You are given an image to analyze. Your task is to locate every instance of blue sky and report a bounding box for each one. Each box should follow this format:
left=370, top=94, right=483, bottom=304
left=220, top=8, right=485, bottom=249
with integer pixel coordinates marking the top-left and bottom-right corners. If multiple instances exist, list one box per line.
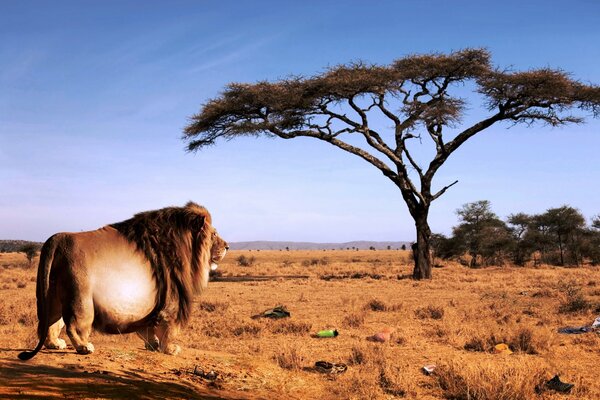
left=1, top=1, right=599, bottom=242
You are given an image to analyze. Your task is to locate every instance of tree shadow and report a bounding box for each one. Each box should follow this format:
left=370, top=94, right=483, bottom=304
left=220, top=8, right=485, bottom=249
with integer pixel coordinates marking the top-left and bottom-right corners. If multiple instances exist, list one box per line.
left=0, top=358, right=242, bottom=399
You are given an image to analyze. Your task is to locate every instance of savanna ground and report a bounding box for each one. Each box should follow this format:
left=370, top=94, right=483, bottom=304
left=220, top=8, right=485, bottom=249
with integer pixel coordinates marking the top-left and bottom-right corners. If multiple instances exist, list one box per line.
left=1, top=250, right=599, bottom=399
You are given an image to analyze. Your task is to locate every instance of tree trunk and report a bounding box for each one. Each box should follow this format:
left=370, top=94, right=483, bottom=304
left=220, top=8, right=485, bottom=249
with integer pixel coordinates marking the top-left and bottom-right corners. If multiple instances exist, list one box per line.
left=412, top=214, right=433, bottom=280
left=558, top=234, right=564, bottom=266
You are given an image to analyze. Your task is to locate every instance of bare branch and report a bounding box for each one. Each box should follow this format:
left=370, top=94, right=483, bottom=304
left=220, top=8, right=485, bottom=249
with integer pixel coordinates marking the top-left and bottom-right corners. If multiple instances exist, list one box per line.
left=432, top=180, right=459, bottom=201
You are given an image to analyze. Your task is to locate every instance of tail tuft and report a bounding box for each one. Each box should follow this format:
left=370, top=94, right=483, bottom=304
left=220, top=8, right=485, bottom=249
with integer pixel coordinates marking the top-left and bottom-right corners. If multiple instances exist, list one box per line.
left=18, top=351, right=36, bottom=361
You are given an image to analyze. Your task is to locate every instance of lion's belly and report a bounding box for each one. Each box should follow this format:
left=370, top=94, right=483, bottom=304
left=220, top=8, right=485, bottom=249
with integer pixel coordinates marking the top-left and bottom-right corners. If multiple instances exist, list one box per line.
left=91, top=259, right=157, bottom=330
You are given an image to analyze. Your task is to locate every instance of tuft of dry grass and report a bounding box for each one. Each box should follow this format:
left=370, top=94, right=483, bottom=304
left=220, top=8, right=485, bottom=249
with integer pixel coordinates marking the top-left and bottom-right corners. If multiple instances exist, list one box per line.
left=271, top=321, right=312, bottom=335
left=273, top=344, right=305, bottom=370
left=463, top=326, right=550, bottom=355
left=199, top=300, right=230, bottom=313
left=232, top=323, right=262, bottom=337
left=435, top=358, right=548, bottom=400
left=364, top=299, right=388, bottom=312
left=342, top=311, right=366, bottom=328
left=347, top=345, right=367, bottom=365
left=17, top=312, right=36, bottom=326
left=415, top=305, right=445, bottom=320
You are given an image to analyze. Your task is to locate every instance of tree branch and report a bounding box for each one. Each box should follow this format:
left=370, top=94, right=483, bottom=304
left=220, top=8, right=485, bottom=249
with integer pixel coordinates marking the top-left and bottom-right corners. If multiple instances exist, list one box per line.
left=432, top=179, right=459, bottom=200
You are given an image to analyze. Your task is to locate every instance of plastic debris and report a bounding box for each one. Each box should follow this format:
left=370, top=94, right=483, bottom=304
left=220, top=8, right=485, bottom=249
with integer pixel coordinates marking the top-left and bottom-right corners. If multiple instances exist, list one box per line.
left=193, top=366, right=218, bottom=381
left=422, top=364, right=436, bottom=375
left=251, top=305, right=290, bottom=319
left=316, top=329, right=339, bottom=338
left=314, top=361, right=347, bottom=374
left=558, top=326, right=593, bottom=334
left=592, top=316, right=600, bottom=328
left=493, top=343, right=513, bottom=355
left=368, top=327, right=395, bottom=342
left=546, top=375, right=574, bottom=393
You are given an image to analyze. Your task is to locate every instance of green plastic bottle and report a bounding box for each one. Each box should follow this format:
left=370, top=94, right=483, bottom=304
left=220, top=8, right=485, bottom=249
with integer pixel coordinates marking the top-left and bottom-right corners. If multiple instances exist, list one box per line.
left=316, top=329, right=339, bottom=338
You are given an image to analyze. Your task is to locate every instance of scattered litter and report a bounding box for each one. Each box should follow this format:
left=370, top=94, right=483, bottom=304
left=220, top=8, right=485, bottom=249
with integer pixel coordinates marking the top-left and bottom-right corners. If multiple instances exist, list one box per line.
left=546, top=374, right=574, bottom=393
left=558, top=316, right=600, bottom=334
left=251, top=305, right=290, bottom=319
left=314, top=361, right=347, bottom=374
left=422, top=364, right=436, bottom=375
left=493, top=343, right=513, bottom=355
left=368, top=327, right=395, bottom=342
left=519, top=291, right=529, bottom=296
left=316, top=329, right=339, bottom=338
left=558, top=326, right=594, bottom=334
left=193, top=366, right=218, bottom=381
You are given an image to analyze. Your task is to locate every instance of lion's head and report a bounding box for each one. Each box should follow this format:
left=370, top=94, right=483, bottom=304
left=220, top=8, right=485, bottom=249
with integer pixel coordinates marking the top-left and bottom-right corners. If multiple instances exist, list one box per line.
left=209, top=229, right=228, bottom=271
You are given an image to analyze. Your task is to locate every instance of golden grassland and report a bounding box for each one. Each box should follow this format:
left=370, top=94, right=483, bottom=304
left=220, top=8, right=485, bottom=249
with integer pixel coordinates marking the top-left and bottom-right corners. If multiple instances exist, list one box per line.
left=1, top=250, right=599, bottom=399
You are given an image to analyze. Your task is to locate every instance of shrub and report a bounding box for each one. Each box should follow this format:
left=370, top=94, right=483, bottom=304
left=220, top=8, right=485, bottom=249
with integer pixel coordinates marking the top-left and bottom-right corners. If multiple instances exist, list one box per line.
left=559, top=282, right=590, bottom=313
left=236, top=255, right=255, bottom=267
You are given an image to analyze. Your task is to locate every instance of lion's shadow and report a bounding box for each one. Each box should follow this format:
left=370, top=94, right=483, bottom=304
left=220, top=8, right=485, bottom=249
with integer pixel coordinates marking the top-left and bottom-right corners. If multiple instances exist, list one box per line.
left=0, top=357, right=238, bottom=399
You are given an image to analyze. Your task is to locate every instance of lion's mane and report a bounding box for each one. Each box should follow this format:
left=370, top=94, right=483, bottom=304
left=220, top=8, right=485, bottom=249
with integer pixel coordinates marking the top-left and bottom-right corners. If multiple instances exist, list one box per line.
left=110, top=201, right=213, bottom=325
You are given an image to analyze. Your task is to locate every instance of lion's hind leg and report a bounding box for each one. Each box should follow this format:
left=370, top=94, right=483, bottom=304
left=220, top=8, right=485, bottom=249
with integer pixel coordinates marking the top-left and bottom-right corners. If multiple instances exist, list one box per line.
left=42, top=293, right=67, bottom=350
left=63, top=291, right=95, bottom=355
left=44, top=318, right=67, bottom=350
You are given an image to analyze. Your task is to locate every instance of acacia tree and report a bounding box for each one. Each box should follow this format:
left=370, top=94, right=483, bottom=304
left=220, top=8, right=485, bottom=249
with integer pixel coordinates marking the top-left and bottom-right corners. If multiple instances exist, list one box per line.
left=183, top=49, right=599, bottom=279
left=452, top=201, right=510, bottom=267
left=19, top=243, right=39, bottom=267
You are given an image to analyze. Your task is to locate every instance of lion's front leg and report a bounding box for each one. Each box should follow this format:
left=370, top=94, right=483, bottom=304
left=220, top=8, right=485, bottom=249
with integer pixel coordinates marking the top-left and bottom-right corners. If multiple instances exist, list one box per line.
left=137, top=327, right=160, bottom=351
left=155, top=319, right=181, bottom=356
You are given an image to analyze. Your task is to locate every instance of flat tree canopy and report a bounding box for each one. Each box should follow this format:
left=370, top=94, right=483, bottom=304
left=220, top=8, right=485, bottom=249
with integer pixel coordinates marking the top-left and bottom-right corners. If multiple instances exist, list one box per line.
left=183, top=48, right=600, bottom=279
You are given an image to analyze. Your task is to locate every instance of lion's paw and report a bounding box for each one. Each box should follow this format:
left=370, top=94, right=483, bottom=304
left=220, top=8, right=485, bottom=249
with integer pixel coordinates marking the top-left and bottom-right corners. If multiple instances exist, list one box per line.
left=76, top=342, right=95, bottom=355
left=45, top=338, right=67, bottom=350
left=145, top=340, right=160, bottom=351
left=164, top=344, right=181, bottom=356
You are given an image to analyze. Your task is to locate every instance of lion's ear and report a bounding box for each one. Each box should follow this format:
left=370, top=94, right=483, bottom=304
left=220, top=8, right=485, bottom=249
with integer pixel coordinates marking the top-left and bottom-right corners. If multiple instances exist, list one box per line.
left=185, top=202, right=213, bottom=226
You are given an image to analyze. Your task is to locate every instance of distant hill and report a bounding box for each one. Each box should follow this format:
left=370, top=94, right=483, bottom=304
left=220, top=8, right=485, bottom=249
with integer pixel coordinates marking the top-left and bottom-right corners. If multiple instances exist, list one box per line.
left=229, top=241, right=411, bottom=250
left=0, top=240, right=43, bottom=253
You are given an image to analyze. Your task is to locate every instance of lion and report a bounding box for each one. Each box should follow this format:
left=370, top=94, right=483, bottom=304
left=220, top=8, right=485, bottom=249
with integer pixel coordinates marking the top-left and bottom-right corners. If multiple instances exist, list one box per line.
left=18, top=202, right=228, bottom=360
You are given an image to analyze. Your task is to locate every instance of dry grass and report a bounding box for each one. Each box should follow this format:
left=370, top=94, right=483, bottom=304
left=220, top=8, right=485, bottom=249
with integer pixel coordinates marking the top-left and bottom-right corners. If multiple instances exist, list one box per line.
left=415, top=304, right=445, bottom=320
left=2, top=250, right=600, bottom=399
left=273, top=343, right=306, bottom=370
left=435, top=358, right=548, bottom=400
left=343, top=311, right=366, bottom=328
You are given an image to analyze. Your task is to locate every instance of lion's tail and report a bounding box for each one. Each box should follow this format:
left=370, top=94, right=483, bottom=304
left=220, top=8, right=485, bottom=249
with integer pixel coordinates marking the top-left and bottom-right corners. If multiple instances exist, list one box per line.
left=18, top=235, right=60, bottom=361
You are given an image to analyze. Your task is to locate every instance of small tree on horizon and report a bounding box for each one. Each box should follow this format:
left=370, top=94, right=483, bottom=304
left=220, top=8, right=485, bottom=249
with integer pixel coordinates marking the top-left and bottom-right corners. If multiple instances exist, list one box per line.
left=452, top=200, right=512, bottom=267
left=19, top=244, right=39, bottom=268
left=183, top=48, right=600, bottom=279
